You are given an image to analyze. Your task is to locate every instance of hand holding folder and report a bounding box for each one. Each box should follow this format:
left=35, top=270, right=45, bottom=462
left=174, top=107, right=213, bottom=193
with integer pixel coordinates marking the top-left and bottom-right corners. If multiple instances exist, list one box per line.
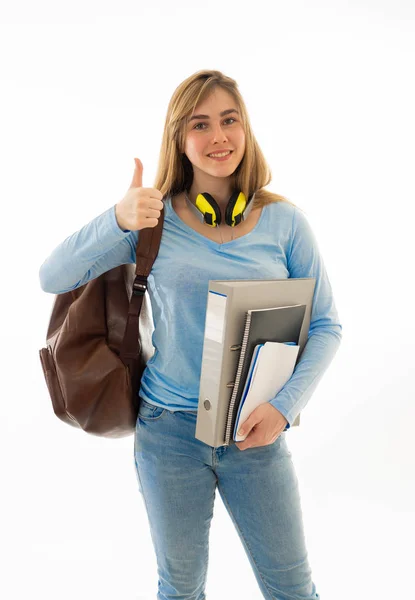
left=233, top=341, right=300, bottom=442
left=195, top=278, right=316, bottom=448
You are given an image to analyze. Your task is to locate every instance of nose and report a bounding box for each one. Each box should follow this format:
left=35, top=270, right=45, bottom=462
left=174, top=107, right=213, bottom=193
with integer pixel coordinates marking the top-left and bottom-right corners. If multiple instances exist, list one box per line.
left=211, top=124, right=229, bottom=143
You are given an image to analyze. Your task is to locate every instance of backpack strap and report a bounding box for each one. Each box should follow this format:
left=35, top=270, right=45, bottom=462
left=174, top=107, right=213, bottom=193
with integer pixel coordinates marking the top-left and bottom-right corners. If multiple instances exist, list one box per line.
left=119, top=206, right=165, bottom=364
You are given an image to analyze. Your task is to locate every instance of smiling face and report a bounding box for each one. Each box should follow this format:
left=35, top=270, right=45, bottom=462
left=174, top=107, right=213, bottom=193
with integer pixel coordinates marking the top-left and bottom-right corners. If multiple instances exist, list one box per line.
left=183, top=87, right=246, bottom=202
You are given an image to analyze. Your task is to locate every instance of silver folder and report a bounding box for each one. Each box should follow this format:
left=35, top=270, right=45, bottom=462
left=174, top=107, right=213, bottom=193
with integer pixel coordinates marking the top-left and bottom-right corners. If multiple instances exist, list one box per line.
left=195, top=278, right=316, bottom=448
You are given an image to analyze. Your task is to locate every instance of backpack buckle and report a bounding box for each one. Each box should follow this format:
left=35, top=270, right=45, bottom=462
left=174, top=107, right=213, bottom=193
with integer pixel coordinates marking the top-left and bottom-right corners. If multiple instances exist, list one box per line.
left=133, top=276, right=147, bottom=296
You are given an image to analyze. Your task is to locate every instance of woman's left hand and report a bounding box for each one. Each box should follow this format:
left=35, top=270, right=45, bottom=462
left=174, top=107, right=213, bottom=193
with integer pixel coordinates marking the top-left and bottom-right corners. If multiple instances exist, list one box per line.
left=235, top=403, right=288, bottom=451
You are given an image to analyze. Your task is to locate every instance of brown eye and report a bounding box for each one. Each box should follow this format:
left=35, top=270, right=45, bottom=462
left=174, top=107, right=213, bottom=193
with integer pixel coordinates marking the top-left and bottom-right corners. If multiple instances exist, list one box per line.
left=194, top=118, right=236, bottom=130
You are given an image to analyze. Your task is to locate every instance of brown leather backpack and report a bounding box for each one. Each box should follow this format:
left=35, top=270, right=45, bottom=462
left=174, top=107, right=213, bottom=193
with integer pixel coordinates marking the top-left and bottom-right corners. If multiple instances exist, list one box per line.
left=39, top=210, right=164, bottom=438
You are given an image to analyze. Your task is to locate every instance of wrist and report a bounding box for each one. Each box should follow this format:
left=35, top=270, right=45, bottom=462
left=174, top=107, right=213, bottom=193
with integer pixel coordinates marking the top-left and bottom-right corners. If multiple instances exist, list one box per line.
left=115, top=204, right=127, bottom=231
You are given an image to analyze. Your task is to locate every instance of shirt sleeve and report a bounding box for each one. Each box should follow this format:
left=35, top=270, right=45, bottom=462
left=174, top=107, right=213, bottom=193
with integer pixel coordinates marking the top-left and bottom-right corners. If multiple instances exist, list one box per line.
left=269, top=206, right=343, bottom=429
left=39, top=204, right=138, bottom=294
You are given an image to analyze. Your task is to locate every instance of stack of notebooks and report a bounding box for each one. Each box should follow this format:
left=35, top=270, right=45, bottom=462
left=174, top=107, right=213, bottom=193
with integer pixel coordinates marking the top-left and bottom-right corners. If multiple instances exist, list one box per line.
left=195, top=278, right=316, bottom=448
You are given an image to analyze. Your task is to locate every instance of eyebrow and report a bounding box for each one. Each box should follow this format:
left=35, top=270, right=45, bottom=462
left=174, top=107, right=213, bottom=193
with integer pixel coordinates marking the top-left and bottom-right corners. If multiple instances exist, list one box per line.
left=187, top=108, right=239, bottom=123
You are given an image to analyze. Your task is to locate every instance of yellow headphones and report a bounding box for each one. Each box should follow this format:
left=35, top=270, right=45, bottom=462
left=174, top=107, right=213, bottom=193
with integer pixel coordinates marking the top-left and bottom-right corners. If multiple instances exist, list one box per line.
left=184, top=190, right=255, bottom=228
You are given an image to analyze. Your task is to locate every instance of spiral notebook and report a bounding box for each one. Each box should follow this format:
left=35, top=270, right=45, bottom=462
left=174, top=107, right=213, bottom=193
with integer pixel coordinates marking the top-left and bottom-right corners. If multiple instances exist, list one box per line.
left=194, top=278, right=316, bottom=448
left=225, top=304, right=306, bottom=444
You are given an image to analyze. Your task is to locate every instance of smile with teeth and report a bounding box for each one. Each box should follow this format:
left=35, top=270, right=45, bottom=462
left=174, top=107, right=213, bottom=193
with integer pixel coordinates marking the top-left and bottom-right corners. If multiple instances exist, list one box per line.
left=208, top=151, right=232, bottom=157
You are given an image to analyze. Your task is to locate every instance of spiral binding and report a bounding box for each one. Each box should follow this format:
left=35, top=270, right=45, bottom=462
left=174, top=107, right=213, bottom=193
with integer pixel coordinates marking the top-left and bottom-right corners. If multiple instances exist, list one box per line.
left=224, top=313, right=252, bottom=445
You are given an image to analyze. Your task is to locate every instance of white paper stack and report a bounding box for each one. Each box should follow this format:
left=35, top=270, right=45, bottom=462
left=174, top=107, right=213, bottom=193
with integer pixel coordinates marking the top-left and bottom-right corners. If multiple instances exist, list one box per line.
left=233, top=341, right=300, bottom=442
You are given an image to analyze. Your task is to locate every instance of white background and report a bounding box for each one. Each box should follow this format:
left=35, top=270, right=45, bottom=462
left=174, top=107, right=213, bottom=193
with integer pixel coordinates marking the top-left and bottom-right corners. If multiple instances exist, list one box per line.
left=1, top=1, right=414, bottom=599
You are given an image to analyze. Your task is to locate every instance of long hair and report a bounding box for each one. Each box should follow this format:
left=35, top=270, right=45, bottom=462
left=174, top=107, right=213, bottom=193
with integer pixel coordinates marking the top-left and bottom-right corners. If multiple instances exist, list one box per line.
left=152, top=69, right=297, bottom=210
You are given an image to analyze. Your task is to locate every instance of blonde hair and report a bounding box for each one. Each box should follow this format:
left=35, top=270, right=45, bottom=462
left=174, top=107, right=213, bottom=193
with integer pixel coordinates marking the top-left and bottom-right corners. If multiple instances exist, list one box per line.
left=153, top=69, right=297, bottom=210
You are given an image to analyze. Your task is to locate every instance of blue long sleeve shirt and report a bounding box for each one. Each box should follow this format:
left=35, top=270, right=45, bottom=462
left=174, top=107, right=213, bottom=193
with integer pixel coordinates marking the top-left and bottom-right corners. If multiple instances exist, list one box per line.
left=39, top=194, right=342, bottom=427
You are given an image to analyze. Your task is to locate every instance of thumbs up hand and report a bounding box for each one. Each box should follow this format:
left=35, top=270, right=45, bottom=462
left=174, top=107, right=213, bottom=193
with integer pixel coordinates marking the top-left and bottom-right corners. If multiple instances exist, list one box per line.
left=115, top=158, right=164, bottom=231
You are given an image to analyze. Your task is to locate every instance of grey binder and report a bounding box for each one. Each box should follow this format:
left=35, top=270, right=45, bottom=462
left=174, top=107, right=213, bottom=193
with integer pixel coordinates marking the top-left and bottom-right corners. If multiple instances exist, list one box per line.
left=195, top=278, right=316, bottom=448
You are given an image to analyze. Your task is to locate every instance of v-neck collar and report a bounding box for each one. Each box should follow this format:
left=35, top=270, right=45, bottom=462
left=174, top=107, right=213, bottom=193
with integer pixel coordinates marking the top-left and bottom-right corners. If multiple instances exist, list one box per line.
left=166, top=194, right=266, bottom=249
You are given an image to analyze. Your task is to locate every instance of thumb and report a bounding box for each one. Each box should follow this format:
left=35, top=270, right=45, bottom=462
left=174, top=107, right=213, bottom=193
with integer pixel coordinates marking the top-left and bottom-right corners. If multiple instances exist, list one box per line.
left=237, top=415, right=256, bottom=437
left=130, top=157, right=143, bottom=189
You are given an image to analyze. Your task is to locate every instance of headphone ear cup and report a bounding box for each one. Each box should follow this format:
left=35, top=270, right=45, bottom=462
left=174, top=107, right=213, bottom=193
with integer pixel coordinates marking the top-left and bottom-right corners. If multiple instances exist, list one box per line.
left=198, top=192, right=222, bottom=226
left=225, top=190, right=247, bottom=226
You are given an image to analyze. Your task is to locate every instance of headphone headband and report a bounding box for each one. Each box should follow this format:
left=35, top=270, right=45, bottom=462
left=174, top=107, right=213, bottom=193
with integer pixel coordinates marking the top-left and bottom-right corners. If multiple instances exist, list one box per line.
left=183, top=190, right=255, bottom=228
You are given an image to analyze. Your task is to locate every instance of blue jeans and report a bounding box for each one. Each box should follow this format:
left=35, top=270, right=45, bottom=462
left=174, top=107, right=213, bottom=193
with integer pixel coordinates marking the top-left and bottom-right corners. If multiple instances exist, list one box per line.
left=134, top=397, right=320, bottom=600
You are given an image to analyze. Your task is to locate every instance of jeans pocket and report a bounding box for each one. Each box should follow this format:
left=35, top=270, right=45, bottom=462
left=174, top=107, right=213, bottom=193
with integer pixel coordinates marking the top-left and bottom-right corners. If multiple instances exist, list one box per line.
left=138, top=397, right=167, bottom=421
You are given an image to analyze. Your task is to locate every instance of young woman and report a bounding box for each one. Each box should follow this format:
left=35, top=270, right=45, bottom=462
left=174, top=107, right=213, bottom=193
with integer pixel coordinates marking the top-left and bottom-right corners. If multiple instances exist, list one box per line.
left=39, top=69, right=342, bottom=600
